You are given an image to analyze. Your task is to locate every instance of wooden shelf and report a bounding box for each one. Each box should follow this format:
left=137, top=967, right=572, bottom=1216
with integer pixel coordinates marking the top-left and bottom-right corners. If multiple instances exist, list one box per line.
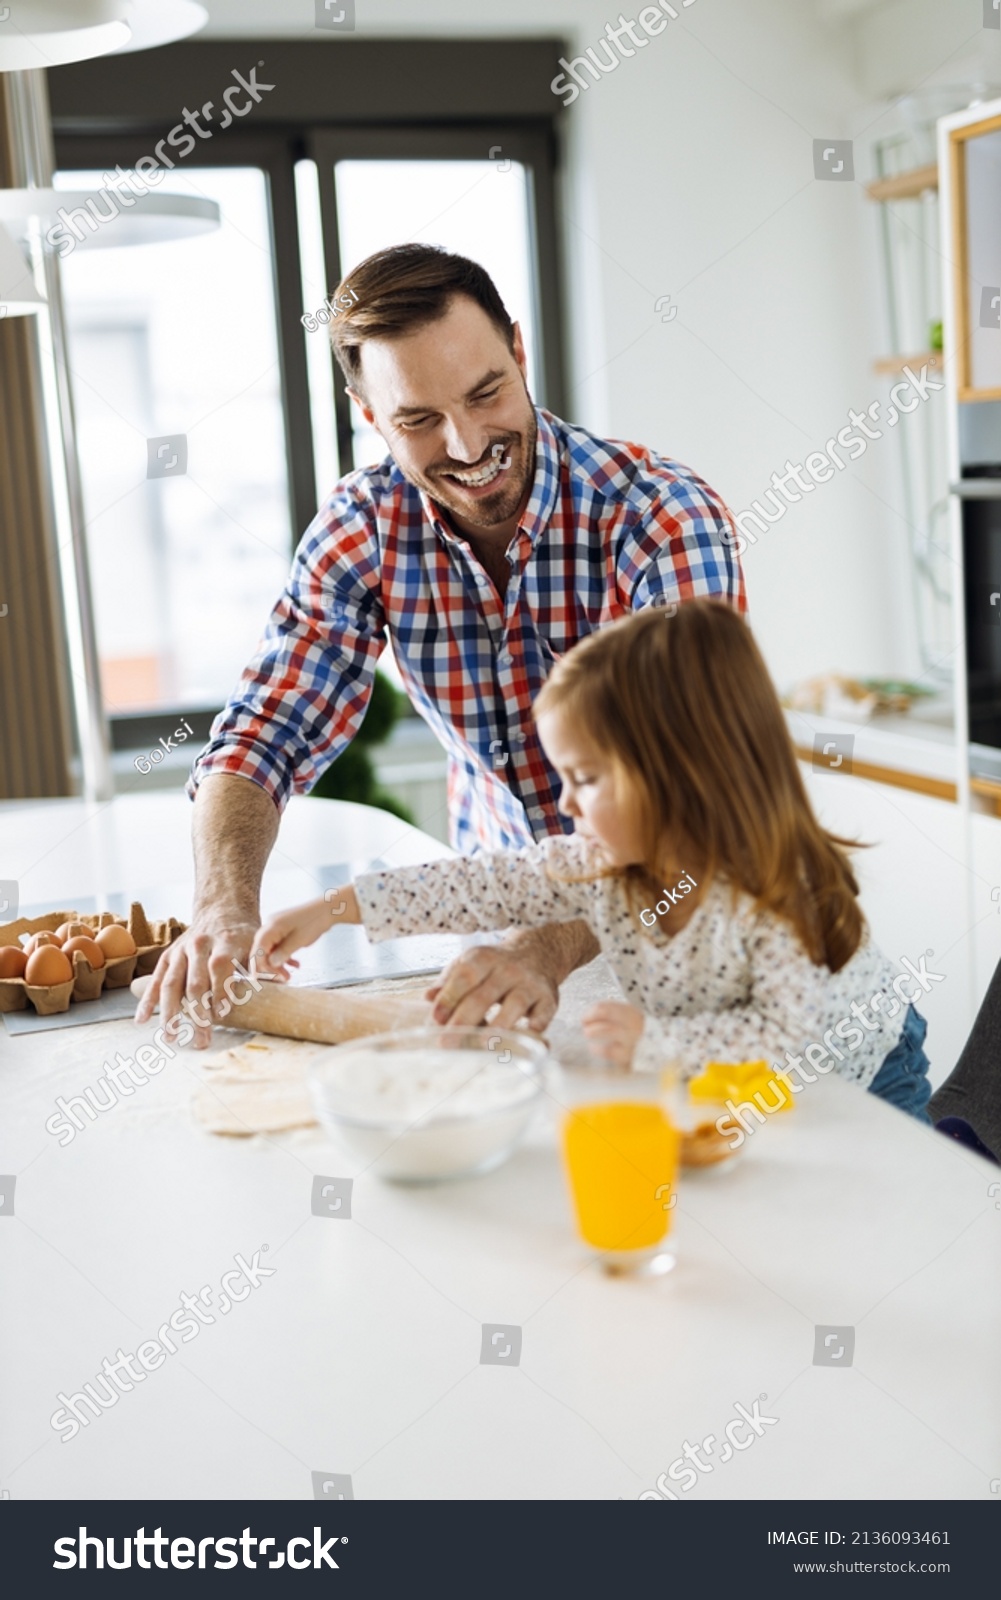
left=793, top=746, right=1001, bottom=819
left=872, top=351, right=943, bottom=377
left=972, top=777, right=1001, bottom=818
left=866, top=164, right=939, bottom=202
left=794, top=746, right=956, bottom=804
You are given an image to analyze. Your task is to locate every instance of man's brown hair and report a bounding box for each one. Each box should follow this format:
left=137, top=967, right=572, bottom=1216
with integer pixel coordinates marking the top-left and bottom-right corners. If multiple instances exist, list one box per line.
left=329, top=244, right=516, bottom=396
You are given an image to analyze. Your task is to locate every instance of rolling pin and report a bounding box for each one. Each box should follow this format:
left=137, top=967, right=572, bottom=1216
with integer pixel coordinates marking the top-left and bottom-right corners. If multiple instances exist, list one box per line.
left=131, top=973, right=432, bottom=1046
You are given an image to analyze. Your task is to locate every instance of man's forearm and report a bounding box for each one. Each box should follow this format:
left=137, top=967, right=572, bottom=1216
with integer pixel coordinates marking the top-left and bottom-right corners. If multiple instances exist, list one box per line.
left=503, top=919, right=600, bottom=986
left=191, top=773, right=280, bottom=923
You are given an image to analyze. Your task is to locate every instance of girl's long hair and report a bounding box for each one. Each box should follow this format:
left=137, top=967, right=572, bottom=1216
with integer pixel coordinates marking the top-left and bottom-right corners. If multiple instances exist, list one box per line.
left=534, top=601, right=864, bottom=973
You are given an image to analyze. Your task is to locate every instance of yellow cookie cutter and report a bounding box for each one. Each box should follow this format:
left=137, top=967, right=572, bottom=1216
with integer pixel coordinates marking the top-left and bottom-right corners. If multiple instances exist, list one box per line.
left=689, top=1059, right=795, bottom=1111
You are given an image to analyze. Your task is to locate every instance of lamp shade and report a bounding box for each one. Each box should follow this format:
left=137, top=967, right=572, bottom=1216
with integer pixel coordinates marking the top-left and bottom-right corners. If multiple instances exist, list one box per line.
left=0, top=219, right=44, bottom=316
left=111, top=0, right=207, bottom=54
left=0, top=2, right=132, bottom=72
left=0, top=188, right=220, bottom=249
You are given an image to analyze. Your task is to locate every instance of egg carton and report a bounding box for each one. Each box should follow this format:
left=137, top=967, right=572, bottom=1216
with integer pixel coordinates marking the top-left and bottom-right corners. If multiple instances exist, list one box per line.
left=0, top=902, right=186, bottom=1016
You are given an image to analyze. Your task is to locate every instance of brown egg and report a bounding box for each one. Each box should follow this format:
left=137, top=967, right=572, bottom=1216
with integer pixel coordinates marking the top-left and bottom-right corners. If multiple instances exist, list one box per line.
left=0, top=946, right=27, bottom=979
left=25, top=946, right=73, bottom=986
left=62, top=935, right=105, bottom=970
left=95, top=924, right=136, bottom=958
left=55, top=920, right=92, bottom=944
left=25, top=931, right=62, bottom=954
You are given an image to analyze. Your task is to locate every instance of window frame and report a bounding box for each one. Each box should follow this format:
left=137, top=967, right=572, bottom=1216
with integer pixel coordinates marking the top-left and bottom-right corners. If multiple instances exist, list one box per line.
left=49, top=41, right=569, bottom=743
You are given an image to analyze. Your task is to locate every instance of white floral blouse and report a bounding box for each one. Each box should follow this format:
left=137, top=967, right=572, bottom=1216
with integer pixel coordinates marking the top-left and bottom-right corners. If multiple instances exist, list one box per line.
left=353, top=835, right=909, bottom=1087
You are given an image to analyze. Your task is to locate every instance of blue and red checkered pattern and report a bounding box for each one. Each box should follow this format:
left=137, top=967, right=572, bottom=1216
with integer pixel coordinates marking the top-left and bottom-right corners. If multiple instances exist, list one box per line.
left=188, top=408, right=745, bottom=852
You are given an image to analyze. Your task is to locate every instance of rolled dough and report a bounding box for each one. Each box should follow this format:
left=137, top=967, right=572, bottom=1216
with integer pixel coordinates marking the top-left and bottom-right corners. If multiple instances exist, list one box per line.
left=192, top=973, right=435, bottom=1136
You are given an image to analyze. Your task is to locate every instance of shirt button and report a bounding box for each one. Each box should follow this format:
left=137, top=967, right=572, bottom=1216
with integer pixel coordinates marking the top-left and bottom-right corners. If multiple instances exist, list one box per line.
left=498, top=652, right=512, bottom=668
left=475, top=571, right=489, bottom=585
left=528, top=806, right=544, bottom=821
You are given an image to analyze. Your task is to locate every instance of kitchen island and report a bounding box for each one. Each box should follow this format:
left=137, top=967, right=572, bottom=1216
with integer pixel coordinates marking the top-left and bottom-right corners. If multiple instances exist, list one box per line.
left=1, top=795, right=998, bottom=1500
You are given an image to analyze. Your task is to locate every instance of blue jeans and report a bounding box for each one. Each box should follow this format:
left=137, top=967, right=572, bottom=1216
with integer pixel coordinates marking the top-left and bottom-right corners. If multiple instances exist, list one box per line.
left=867, top=1005, right=933, bottom=1123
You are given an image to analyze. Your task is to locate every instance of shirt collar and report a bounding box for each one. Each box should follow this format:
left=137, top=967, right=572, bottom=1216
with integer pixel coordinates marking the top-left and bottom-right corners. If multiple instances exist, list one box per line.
left=420, top=407, right=560, bottom=551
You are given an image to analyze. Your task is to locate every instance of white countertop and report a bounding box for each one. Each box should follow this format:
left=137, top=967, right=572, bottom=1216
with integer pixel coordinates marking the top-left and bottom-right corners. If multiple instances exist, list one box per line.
left=1, top=796, right=999, bottom=1500
left=785, top=699, right=959, bottom=787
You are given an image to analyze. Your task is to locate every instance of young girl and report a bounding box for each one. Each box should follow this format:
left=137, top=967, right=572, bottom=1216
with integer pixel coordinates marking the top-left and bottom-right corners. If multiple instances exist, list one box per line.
left=252, top=601, right=932, bottom=1120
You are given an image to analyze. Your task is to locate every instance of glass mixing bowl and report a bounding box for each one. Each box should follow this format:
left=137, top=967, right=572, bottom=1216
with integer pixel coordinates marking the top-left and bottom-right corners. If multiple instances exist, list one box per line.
left=308, top=1026, right=548, bottom=1183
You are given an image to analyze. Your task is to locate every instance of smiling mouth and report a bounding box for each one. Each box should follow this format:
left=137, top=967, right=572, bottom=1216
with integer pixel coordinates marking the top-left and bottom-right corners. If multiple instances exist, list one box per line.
left=439, top=448, right=513, bottom=491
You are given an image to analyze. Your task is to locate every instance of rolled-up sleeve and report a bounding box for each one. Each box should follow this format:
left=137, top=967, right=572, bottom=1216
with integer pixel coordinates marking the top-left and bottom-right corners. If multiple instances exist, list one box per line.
left=187, top=484, right=386, bottom=810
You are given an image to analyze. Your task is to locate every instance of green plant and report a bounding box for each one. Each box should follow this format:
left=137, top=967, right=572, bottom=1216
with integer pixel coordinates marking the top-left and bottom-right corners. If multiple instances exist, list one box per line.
left=309, top=670, right=416, bottom=824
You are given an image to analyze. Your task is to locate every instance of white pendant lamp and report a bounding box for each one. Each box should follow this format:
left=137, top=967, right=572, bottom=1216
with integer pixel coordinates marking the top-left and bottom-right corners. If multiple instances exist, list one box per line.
left=111, top=0, right=207, bottom=54
left=0, top=187, right=220, bottom=249
left=0, top=3, right=132, bottom=72
left=0, top=218, right=44, bottom=315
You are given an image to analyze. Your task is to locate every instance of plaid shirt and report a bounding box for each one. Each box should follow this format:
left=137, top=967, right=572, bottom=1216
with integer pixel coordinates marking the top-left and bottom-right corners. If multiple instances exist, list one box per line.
left=189, top=408, right=745, bottom=852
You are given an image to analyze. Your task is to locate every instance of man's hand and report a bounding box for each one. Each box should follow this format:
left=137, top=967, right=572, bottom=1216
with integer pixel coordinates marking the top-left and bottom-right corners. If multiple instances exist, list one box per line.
left=134, top=915, right=260, bottom=1049
left=135, top=773, right=280, bottom=1048
left=426, top=919, right=600, bottom=1031
left=426, top=944, right=559, bottom=1031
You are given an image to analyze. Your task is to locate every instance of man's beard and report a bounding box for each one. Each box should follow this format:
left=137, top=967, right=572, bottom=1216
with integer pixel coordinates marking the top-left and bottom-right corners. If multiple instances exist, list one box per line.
left=416, top=409, right=538, bottom=530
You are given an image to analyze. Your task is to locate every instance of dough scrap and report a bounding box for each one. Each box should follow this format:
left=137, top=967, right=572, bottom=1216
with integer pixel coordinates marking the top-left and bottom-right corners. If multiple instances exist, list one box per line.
left=192, top=973, right=438, bottom=1136
left=192, top=1034, right=328, bottom=1135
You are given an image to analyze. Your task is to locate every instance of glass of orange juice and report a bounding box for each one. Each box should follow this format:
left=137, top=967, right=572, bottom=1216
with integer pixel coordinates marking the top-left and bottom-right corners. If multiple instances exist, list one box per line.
left=558, top=1064, right=681, bottom=1276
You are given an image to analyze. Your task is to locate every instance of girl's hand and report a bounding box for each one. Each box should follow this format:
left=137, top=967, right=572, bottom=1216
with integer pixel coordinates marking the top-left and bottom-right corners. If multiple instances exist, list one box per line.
left=581, top=1001, right=646, bottom=1068
left=251, top=886, right=359, bottom=978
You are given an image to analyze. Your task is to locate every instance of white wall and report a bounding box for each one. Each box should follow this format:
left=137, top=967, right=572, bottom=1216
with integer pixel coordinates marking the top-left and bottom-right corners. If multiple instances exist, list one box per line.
left=552, top=0, right=893, bottom=693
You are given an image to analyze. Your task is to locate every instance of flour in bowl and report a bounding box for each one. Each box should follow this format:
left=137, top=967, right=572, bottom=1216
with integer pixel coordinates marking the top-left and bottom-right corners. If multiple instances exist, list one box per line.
left=319, top=1046, right=538, bottom=1125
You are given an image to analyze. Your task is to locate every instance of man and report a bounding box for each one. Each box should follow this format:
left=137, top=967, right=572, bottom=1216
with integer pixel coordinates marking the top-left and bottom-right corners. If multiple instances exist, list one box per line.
left=138, top=243, right=744, bottom=1047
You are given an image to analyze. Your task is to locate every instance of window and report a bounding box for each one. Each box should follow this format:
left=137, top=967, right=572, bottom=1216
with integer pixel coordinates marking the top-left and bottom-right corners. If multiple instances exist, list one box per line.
left=50, top=40, right=566, bottom=742
left=56, top=165, right=293, bottom=715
